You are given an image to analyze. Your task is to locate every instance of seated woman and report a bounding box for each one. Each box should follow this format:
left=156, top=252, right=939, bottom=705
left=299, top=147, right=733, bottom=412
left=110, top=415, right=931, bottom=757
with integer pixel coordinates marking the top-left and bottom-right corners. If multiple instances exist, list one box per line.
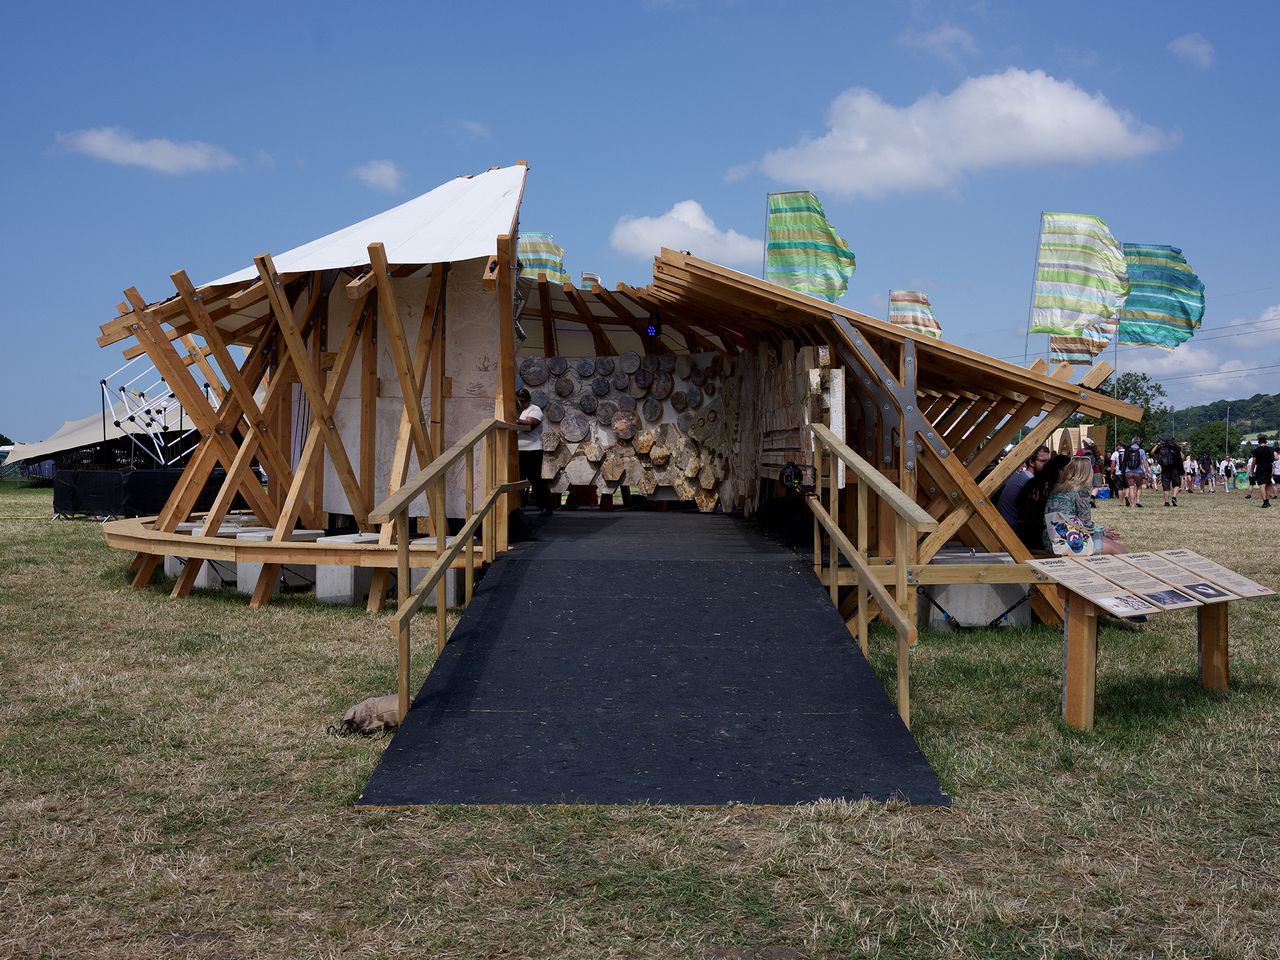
left=1014, top=454, right=1069, bottom=552
left=1044, top=456, right=1126, bottom=555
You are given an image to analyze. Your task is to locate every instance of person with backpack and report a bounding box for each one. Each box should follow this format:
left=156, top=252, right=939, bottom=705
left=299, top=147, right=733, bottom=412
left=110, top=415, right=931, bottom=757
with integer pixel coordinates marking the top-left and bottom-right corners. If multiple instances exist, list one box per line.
left=1252, top=436, right=1276, bottom=508
left=1152, top=437, right=1182, bottom=507
left=1199, top=452, right=1216, bottom=492
left=1122, top=436, right=1148, bottom=507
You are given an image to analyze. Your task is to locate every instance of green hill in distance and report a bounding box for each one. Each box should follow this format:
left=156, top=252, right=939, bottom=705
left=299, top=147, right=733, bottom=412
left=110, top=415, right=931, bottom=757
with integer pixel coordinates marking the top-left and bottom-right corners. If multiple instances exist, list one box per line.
left=1170, top=392, right=1280, bottom=438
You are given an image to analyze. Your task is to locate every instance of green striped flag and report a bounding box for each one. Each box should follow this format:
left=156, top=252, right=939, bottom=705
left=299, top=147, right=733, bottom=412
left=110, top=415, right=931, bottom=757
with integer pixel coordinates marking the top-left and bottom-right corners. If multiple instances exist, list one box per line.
left=888, top=290, right=942, bottom=339
left=1117, top=244, right=1205, bottom=348
left=766, top=191, right=856, bottom=302
left=517, top=232, right=569, bottom=284
left=1029, top=212, right=1129, bottom=339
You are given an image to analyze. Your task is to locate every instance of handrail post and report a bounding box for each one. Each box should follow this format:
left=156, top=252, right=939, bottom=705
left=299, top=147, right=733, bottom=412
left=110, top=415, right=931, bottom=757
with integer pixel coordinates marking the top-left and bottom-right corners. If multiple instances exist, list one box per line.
left=894, top=515, right=912, bottom=726
left=812, top=444, right=823, bottom=579
left=483, top=430, right=496, bottom=563
left=856, top=477, right=869, bottom=656
left=464, top=442, right=475, bottom=604
left=395, top=511, right=411, bottom=720
left=434, top=476, right=447, bottom=655
left=828, top=440, right=839, bottom=604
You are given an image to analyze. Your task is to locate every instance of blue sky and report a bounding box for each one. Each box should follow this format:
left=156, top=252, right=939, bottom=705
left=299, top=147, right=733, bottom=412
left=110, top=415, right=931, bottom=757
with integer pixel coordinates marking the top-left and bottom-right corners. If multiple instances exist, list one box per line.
left=3, top=0, right=1278, bottom=441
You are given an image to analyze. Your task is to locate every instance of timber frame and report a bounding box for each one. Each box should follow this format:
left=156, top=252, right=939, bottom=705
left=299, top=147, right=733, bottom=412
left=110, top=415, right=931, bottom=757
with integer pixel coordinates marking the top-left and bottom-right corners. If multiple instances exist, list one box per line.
left=95, top=170, right=1140, bottom=719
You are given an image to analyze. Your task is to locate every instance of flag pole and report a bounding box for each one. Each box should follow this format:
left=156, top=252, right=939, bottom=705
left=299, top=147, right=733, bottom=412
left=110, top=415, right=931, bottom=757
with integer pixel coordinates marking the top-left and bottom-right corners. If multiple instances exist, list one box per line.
left=762, top=192, right=771, bottom=281
left=1023, top=212, right=1044, bottom=368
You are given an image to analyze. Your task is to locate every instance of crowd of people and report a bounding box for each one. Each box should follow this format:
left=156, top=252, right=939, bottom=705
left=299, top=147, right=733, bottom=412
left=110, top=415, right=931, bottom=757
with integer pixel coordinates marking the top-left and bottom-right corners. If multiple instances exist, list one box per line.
left=994, top=434, right=1278, bottom=559
left=1101, top=435, right=1277, bottom=509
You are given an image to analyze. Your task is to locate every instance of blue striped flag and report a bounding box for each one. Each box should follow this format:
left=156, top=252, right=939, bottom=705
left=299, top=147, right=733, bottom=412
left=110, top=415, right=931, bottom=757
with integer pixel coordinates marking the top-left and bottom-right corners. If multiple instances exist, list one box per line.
left=1117, top=244, right=1205, bottom=348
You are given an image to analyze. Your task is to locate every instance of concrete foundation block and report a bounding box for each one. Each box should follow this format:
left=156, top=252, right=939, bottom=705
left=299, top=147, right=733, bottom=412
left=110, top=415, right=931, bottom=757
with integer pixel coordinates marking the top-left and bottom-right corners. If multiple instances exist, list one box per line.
left=315, top=533, right=381, bottom=604
left=236, top=529, right=324, bottom=596
left=917, top=549, right=1031, bottom=630
left=409, top=536, right=463, bottom=606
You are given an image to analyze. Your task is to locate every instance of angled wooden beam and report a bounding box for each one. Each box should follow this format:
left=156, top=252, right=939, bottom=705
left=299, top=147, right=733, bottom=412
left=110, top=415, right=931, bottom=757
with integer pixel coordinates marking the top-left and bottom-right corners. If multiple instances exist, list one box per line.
left=346, top=269, right=378, bottom=300
left=369, top=243, right=436, bottom=467
left=592, top=285, right=674, bottom=354
left=367, top=264, right=447, bottom=612
left=255, top=253, right=369, bottom=529
left=360, top=304, right=378, bottom=514
left=537, top=276, right=557, bottom=357
left=123, top=287, right=277, bottom=525
left=179, top=334, right=226, bottom=403
left=171, top=270, right=294, bottom=491
left=249, top=292, right=370, bottom=606
left=563, top=283, right=616, bottom=355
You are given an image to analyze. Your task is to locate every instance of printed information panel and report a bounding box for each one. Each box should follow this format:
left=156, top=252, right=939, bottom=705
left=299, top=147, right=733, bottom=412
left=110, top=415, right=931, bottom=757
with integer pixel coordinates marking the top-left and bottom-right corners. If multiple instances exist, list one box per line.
left=1157, top=549, right=1275, bottom=599
left=1076, top=554, right=1203, bottom=611
left=1028, top=557, right=1159, bottom=618
left=1121, top=552, right=1241, bottom=604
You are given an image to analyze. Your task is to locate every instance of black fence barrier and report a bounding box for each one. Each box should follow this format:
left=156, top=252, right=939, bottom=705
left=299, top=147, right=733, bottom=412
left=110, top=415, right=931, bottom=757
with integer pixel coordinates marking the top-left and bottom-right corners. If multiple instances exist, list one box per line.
left=52, top=469, right=249, bottom=518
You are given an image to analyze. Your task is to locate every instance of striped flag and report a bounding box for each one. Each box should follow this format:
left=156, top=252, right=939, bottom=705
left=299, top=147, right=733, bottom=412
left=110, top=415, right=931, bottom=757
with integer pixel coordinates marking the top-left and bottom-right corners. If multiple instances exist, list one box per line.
left=888, top=290, right=942, bottom=339
left=517, top=232, right=569, bottom=284
left=1029, top=212, right=1129, bottom=343
left=1117, top=244, right=1205, bottom=348
left=766, top=191, right=856, bottom=302
left=1050, top=328, right=1111, bottom=365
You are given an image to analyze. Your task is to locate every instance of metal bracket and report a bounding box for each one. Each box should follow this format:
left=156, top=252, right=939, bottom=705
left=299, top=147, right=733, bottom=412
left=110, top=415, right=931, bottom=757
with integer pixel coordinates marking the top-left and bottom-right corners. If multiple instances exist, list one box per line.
left=831, top=314, right=951, bottom=464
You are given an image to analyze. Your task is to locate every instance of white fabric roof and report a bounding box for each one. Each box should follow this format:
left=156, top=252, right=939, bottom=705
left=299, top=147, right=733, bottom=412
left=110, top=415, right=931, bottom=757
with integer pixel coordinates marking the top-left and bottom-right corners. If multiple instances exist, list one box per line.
left=4, top=408, right=176, bottom=465
left=208, top=165, right=526, bottom=285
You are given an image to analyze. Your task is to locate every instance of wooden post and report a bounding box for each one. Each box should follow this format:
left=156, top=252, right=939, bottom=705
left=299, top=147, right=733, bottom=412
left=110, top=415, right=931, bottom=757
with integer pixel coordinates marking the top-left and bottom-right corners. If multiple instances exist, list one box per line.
left=855, top=478, right=869, bottom=657
left=1061, top=591, right=1099, bottom=730
left=828, top=444, right=839, bottom=605
left=395, top=511, right=411, bottom=720
left=898, top=626, right=914, bottom=727
left=494, top=234, right=517, bottom=553
left=812, top=448, right=823, bottom=579
left=1197, top=603, right=1229, bottom=691
left=434, top=477, right=447, bottom=656
left=464, top=445, right=475, bottom=604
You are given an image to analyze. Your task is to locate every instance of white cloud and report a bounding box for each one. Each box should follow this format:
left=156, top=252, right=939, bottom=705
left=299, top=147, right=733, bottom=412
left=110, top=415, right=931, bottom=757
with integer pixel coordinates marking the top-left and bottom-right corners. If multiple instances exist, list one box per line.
left=610, top=200, right=763, bottom=268
left=459, top=120, right=491, bottom=138
left=56, top=127, right=236, bottom=175
left=897, top=24, right=976, bottom=62
left=748, top=69, right=1170, bottom=198
left=351, top=159, right=403, bottom=192
left=1168, top=33, right=1214, bottom=68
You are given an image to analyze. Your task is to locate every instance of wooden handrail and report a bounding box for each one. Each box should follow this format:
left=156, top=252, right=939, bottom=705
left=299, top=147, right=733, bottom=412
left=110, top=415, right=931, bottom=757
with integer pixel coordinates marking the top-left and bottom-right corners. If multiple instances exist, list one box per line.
left=392, top=480, right=527, bottom=631
left=809, top=496, right=912, bottom=636
left=809, top=423, right=937, bottom=531
left=370, top=418, right=520, bottom=523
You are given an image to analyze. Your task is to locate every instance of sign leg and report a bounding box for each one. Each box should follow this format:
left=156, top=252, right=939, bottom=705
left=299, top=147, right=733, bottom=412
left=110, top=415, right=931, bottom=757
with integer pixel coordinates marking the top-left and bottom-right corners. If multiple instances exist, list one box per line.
left=1197, top=603, right=1229, bottom=691
left=1062, top=596, right=1099, bottom=730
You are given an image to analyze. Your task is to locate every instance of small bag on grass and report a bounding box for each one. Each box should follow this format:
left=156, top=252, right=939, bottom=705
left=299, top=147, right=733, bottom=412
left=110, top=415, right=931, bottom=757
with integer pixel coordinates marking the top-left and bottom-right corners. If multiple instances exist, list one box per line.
left=343, top=694, right=400, bottom=733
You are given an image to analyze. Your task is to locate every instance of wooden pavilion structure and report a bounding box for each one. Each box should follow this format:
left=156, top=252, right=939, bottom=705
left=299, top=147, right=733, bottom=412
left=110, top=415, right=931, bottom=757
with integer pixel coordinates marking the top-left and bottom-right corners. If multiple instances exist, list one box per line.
left=96, top=162, right=1141, bottom=721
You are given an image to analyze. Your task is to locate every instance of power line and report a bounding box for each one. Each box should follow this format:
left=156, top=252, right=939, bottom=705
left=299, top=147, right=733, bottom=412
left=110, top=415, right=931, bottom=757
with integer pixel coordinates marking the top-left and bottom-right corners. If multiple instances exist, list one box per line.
left=1158, top=362, right=1280, bottom=384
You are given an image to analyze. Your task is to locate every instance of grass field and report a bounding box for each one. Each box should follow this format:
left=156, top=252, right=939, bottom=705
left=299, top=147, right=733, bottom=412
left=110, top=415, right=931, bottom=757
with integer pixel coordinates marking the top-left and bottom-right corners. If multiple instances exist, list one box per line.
left=1, top=483, right=1277, bottom=959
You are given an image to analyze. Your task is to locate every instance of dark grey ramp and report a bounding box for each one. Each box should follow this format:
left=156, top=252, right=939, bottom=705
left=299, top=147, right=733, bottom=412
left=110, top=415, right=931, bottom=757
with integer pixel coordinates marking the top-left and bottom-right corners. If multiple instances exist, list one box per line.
left=359, top=511, right=948, bottom=806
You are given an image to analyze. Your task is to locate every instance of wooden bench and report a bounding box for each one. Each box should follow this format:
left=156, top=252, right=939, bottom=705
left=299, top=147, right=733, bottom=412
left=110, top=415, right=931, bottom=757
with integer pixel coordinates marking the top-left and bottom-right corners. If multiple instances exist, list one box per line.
left=1028, top=550, right=1274, bottom=730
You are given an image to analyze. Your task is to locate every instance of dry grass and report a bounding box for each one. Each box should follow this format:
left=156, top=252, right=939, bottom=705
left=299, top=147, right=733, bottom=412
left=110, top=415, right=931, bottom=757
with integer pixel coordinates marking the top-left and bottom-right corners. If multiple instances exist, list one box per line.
left=1, top=483, right=1277, bottom=959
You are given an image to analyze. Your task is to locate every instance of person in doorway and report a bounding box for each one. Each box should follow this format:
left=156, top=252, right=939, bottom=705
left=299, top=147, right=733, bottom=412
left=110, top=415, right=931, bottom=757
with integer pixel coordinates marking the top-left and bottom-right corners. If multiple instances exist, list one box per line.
left=516, top=388, right=554, bottom=516
left=1252, top=436, right=1276, bottom=508
left=996, top=444, right=1052, bottom=530
left=1122, top=436, right=1148, bottom=507
left=1045, top=456, right=1126, bottom=554
left=1151, top=436, right=1182, bottom=507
